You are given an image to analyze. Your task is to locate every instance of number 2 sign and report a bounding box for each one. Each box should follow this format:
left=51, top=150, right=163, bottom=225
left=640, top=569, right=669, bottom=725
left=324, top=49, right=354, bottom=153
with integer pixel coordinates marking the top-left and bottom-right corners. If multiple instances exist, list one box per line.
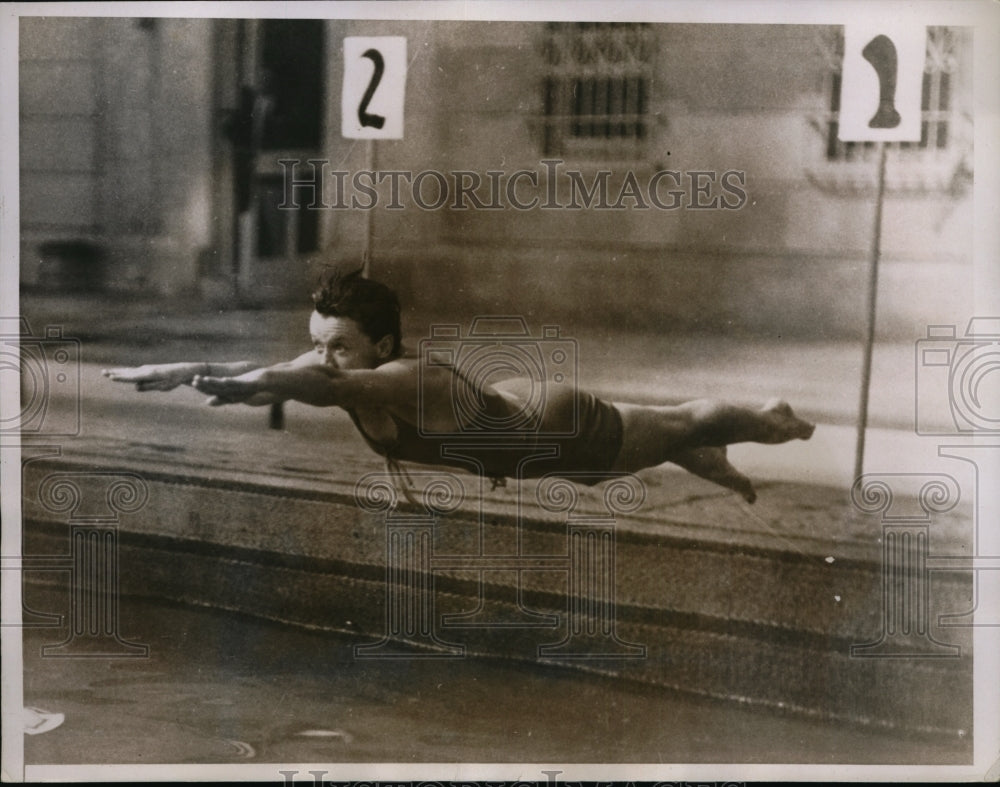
left=342, top=36, right=407, bottom=139
left=839, top=24, right=926, bottom=142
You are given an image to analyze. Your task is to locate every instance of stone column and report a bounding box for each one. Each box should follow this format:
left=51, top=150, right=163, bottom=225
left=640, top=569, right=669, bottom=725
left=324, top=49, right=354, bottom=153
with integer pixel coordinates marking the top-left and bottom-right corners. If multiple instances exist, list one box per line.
left=352, top=472, right=464, bottom=658
left=850, top=474, right=961, bottom=658
left=36, top=472, right=149, bottom=658
left=535, top=474, right=646, bottom=659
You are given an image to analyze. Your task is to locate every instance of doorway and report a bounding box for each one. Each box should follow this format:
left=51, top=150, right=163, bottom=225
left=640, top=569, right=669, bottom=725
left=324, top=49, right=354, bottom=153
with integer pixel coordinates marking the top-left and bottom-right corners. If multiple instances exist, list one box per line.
left=215, top=19, right=326, bottom=303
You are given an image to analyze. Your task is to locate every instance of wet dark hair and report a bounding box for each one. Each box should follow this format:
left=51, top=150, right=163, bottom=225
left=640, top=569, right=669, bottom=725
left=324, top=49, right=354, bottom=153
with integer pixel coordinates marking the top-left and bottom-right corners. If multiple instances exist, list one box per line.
left=311, top=268, right=402, bottom=357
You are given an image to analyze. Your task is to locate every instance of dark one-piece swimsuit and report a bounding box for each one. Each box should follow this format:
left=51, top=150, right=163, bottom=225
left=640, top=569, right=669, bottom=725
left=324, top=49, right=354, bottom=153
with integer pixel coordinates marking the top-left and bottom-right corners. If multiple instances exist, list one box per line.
left=345, top=375, right=624, bottom=490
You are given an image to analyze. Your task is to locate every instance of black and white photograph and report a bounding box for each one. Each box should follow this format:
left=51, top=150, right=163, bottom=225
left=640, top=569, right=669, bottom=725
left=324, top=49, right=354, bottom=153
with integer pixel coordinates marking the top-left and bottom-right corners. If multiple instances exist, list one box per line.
left=2, top=0, right=999, bottom=782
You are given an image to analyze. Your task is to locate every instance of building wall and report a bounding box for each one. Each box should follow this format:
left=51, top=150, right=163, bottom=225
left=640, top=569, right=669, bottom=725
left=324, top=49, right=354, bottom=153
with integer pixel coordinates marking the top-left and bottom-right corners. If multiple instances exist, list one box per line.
left=19, top=18, right=974, bottom=339
left=20, top=18, right=103, bottom=261
left=321, top=21, right=974, bottom=339
left=20, top=17, right=215, bottom=295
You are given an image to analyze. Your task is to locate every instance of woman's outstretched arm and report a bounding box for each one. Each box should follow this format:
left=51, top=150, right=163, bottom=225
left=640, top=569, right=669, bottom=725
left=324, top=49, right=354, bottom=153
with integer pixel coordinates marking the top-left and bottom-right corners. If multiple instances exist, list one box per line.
left=103, top=353, right=318, bottom=405
left=102, top=361, right=262, bottom=391
left=192, top=359, right=417, bottom=409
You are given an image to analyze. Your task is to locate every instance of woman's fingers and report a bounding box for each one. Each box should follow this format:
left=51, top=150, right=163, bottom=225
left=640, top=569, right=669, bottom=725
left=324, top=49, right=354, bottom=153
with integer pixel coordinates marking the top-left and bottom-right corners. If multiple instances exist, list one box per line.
left=104, top=366, right=166, bottom=384
left=135, top=379, right=175, bottom=392
left=189, top=376, right=230, bottom=405
left=192, top=375, right=255, bottom=402
left=103, top=367, right=148, bottom=382
left=192, top=375, right=221, bottom=394
left=104, top=366, right=177, bottom=391
left=108, top=368, right=254, bottom=403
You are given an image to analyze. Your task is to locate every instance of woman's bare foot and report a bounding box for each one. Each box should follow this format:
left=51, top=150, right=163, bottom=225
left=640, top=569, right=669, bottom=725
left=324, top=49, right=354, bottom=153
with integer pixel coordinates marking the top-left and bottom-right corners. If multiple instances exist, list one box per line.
left=669, top=446, right=757, bottom=504
left=759, top=399, right=815, bottom=443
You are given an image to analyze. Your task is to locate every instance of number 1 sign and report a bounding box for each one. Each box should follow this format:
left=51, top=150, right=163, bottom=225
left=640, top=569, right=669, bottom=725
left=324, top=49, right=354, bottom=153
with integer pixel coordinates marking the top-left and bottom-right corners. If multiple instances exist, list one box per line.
left=342, top=36, right=407, bottom=139
left=839, top=24, right=927, bottom=480
left=839, top=24, right=926, bottom=142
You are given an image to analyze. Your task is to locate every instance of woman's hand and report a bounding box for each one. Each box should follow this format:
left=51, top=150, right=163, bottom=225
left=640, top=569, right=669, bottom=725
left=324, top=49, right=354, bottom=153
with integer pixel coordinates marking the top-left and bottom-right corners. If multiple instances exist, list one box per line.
left=192, top=369, right=268, bottom=406
left=102, top=362, right=204, bottom=392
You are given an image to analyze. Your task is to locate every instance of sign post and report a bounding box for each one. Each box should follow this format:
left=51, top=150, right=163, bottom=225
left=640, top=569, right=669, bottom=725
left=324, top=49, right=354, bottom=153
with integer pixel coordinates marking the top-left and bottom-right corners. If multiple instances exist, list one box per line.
left=839, top=24, right=926, bottom=482
left=853, top=141, right=888, bottom=482
left=271, top=36, right=407, bottom=431
left=342, top=36, right=407, bottom=277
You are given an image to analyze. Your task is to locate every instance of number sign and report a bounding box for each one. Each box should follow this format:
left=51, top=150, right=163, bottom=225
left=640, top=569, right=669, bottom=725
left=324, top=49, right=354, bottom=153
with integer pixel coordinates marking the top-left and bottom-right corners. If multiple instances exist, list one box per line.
left=342, top=37, right=407, bottom=139
left=839, top=25, right=926, bottom=142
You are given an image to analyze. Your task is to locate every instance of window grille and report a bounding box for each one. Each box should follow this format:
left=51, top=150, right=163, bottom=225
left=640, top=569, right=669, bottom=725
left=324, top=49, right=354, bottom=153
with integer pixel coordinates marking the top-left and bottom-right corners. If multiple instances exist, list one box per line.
left=540, top=23, right=654, bottom=159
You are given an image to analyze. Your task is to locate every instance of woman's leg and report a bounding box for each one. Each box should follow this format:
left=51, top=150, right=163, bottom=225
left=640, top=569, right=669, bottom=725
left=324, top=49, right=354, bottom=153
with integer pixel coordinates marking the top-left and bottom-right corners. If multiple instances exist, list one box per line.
left=612, top=398, right=814, bottom=476
left=663, top=445, right=758, bottom=503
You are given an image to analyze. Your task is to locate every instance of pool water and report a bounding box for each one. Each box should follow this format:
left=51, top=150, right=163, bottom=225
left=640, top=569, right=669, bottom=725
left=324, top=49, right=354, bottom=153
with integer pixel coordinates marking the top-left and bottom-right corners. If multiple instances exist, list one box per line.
left=19, top=586, right=971, bottom=767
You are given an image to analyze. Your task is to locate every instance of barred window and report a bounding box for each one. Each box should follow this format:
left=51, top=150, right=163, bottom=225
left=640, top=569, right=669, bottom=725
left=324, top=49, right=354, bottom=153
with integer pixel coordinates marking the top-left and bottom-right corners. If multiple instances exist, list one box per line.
left=824, top=26, right=957, bottom=162
left=540, top=23, right=654, bottom=159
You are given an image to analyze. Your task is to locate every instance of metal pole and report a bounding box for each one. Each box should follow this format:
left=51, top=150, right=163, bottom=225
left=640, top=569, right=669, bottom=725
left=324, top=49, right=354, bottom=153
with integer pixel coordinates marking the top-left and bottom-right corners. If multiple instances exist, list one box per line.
left=362, top=139, right=377, bottom=279
left=854, top=141, right=889, bottom=482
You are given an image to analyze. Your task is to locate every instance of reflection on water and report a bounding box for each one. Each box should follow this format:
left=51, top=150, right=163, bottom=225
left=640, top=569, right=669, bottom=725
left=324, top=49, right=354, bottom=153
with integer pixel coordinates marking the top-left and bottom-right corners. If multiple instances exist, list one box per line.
left=21, top=586, right=971, bottom=766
